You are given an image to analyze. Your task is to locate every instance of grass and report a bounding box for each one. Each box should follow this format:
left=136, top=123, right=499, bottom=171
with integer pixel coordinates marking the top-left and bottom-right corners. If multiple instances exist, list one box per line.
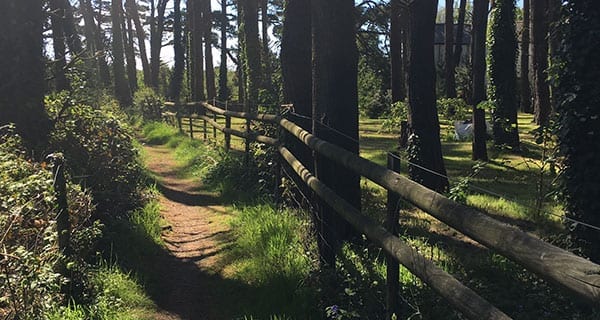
left=46, top=263, right=156, bottom=320
left=138, top=113, right=597, bottom=318
left=225, top=203, right=318, bottom=318
left=139, top=122, right=319, bottom=318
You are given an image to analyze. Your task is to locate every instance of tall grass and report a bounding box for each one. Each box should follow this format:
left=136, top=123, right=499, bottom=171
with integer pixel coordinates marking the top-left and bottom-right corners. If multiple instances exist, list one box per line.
left=229, top=203, right=318, bottom=318
left=46, top=263, right=155, bottom=320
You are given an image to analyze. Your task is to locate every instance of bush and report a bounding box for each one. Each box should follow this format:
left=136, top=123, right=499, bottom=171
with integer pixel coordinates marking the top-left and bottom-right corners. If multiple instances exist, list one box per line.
left=0, top=130, right=96, bottom=318
left=133, top=88, right=164, bottom=121
left=437, top=98, right=470, bottom=121
left=46, top=96, right=145, bottom=216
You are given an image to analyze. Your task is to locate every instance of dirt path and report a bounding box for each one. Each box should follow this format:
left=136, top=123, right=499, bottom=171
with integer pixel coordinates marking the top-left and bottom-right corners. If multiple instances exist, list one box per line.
left=142, top=144, right=236, bottom=320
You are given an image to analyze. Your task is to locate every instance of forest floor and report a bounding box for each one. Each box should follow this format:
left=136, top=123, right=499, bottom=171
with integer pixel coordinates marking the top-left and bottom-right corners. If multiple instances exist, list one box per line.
left=142, top=144, right=239, bottom=320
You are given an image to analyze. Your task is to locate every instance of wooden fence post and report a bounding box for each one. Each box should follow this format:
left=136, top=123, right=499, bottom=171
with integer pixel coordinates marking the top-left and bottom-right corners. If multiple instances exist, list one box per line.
left=49, top=153, right=70, bottom=256
left=386, top=152, right=401, bottom=319
left=176, top=103, right=183, bottom=133
left=188, top=105, right=194, bottom=139
left=225, top=101, right=231, bottom=151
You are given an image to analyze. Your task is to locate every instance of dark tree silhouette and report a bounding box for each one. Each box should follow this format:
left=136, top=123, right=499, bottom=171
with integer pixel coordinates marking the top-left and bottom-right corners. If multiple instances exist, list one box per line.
left=555, top=0, right=600, bottom=263
left=390, top=0, right=406, bottom=103
left=312, top=0, right=360, bottom=266
left=471, top=0, right=489, bottom=161
left=531, top=0, right=550, bottom=125
left=520, top=0, right=532, bottom=113
left=125, top=0, right=151, bottom=87
left=445, top=0, right=456, bottom=98
left=218, top=0, right=230, bottom=101
left=50, top=0, right=70, bottom=92
left=111, top=0, right=133, bottom=106
left=169, top=0, right=185, bottom=101
left=0, top=0, right=50, bottom=148
left=488, top=0, right=519, bottom=148
left=204, top=0, right=217, bottom=100
left=149, top=0, right=168, bottom=89
left=239, top=0, right=261, bottom=110
left=406, top=0, right=449, bottom=192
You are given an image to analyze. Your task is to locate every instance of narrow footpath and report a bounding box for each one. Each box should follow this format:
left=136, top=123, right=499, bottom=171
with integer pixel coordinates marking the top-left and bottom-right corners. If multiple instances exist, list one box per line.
left=142, top=144, right=239, bottom=320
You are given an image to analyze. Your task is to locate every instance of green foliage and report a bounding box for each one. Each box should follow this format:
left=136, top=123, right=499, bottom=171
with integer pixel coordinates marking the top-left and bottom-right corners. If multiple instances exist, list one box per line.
left=46, top=263, right=155, bottom=320
left=230, top=204, right=316, bottom=317
left=358, top=58, right=391, bottom=118
left=487, top=0, right=519, bottom=147
left=0, top=129, right=96, bottom=318
left=133, top=87, right=164, bottom=121
left=437, top=98, right=470, bottom=121
left=379, top=100, right=408, bottom=133
left=142, top=121, right=180, bottom=145
left=553, top=0, right=600, bottom=261
left=46, top=95, right=145, bottom=215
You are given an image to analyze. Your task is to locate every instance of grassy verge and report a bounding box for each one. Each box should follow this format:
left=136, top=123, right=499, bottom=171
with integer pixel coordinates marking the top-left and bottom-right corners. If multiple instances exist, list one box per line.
left=141, top=121, right=319, bottom=318
left=47, top=263, right=156, bottom=320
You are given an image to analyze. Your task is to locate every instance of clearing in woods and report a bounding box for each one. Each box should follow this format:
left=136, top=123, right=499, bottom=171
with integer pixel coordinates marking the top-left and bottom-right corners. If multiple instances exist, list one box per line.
left=143, top=144, right=246, bottom=320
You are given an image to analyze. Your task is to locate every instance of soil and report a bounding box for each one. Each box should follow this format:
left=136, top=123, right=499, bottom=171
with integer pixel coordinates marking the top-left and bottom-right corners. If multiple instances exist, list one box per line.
left=142, top=144, right=235, bottom=320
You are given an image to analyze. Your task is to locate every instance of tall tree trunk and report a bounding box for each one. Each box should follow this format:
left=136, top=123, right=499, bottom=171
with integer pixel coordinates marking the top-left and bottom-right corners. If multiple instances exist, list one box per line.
left=444, top=0, right=456, bottom=98
left=531, top=0, right=550, bottom=125
left=260, top=0, right=273, bottom=93
left=112, top=0, right=133, bottom=106
left=124, top=16, right=138, bottom=92
left=488, top=0, right=519, bottom=148
left=390, top=0, right=406, bottom=103
left=407, top=0, right=449, bottom=192
left=453, top=0, right=467, bottom=67
left=218, top=0, right=229, bottom=101
left=150, top=0, right=168, bottom=89
left=81, top=0, right=111, bottom=88
left=239, top=0, right=261, bottom=110
left=50, top=0, right=70, bottom=92
left=555, top=0, right=600, bottom=263
left=520, top=0, right=532, bottom=113
left=125, top=0, right=151, bottom=87
left=311, top=0, right=360, bottom=267
left=169, top=0, right=185, bottom=101
left=471, top=0, right=489, bottom=161
left=190, top=0, right=205, bottom=101
left=204, top=0, right=217, bottom=100
left=0, top=0, right=50, bottom=149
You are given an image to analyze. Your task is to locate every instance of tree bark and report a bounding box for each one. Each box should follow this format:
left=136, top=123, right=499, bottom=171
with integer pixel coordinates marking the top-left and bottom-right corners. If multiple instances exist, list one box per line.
left=312, top=0, right=361, bottom=266
left=124, top=15, right=138, bottom=92
left=407, top=0, right=450, bottom=192
left=81, top=0, right=111, bottom=88
left=112, top=0, right=133, bottom=106
left=0, top=0, right=50, bottom=148
left=260, top=0, right=273, bottom=93
left=190, top=0, right=206, bottom=100
left=453, top=0, right=467, bottom=67
left=488, top=0, right=519, bottom=148
left=218, top=0, right=229, bottom=101
left=471, top=0, right=489, bottom=161
left=390, top=0, right=406, bottom=103
left=445, top=0, right=456, bottom=98
left=239, top=0, right=261, bottom=110
left=531, top=0, right=550, bottom=125
left=125, top=0, right=151, bottom=87
left=50, top=0, right=70, bottom=92
left=169, top=0, right=185, bottom=101
left=204, top=0, right=217, bottom=100
left=520, top=0, right=532, bottom=113
left=150, top=0, right=168, bottom=89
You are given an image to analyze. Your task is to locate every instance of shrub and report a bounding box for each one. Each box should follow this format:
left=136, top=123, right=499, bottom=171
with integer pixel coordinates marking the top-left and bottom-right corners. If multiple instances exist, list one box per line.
left=0, top=130, right=96, bottom=318
left=46, top=96, right=145, bottom=216
left=133, top=87, right=164, bottom=121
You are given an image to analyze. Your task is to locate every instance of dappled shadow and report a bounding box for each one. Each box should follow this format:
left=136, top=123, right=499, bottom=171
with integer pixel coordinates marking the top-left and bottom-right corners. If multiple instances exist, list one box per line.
left=156, top=183, right=223, bottom=207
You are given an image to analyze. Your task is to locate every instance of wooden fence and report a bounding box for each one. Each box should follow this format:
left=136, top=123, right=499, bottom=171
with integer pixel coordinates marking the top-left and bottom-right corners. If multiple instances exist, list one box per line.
left=163, top=101, right=600, bottom=319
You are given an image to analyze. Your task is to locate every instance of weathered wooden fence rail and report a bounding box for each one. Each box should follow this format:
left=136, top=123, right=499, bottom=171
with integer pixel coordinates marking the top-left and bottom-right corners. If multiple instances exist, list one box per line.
left=162, top=101, right=600, bottom=319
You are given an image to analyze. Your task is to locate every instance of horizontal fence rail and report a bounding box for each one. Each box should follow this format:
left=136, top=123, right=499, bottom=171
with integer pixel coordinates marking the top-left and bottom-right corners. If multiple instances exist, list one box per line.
left=163, top=101, right=600, bottom=318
